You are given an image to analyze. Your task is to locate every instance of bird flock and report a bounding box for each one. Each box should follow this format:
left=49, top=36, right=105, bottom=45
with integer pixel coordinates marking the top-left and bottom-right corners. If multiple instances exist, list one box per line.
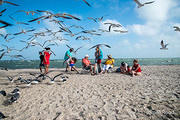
left=0, top=0, right=179, bottom=60
left=0, top=0, right=180, bottom=118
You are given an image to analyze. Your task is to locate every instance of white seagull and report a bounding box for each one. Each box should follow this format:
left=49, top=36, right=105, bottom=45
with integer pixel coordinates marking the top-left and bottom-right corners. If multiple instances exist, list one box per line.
left=134, top=0, right=155, bottom=8
left=160, top=40, right=168, bottom=50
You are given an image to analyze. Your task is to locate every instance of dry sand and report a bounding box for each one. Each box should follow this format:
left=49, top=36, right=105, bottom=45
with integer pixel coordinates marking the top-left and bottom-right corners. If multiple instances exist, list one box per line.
left=0, top=65, right=180, bottom=120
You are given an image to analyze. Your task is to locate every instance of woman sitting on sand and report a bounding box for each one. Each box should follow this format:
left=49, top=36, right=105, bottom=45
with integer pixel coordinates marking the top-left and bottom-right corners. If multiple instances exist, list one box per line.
left=69, top=57, right=79, bottom=73
left=130, top=59, right=142, bottom=76
left=101, top=55, right=114, bottom=74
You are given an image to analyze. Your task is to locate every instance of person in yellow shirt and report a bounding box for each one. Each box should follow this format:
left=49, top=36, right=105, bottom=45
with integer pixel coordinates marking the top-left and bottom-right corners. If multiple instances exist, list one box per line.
left=101, top=55, right=115, bottom=74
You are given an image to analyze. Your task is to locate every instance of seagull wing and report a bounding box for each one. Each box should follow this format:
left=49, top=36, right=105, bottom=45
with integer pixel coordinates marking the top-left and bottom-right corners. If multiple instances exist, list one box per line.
left=74, top=46, right=83, bottom=53
left=64, top=14, right=81, bottom=21
left=82, top=0, right=91, bottom=7
left=144, top=1, right=155, bottom=5
left=0, top=52, right=6, bottom=59
left=165, top=44, right=169, bottom=48
left=53, top=73, right=63, bottom=81
left=66, top=44, right=72, bottom=49
left=28, top=16, right=45, bottom=22
left=0, top=9, right=7, bottom=15
left=161, top=40, right=165, bottom=48
left=0, top=20, right=12, bottom=29
left=4, top=1, right=19, bottom=6
left=134, top=0, right=142, bottom=6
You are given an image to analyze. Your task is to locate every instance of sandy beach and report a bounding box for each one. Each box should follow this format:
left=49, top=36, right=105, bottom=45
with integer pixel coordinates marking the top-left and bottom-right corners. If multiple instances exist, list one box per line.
left=0, top=65, right=180, bottom=120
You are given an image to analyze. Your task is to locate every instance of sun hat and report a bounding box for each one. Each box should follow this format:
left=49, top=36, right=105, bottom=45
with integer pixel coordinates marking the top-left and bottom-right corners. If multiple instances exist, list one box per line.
left=85, top=54, right=89, bottom=57
left=107, top=54, right=112, bottom=58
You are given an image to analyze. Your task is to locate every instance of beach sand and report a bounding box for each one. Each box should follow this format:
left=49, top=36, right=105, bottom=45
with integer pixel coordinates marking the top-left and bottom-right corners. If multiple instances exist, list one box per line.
left=0, top=65, right=180, bottom=120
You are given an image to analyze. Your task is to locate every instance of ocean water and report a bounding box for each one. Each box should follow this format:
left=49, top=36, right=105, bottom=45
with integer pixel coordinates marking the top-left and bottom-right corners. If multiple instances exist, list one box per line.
left=0, top=58, right=180, bottom=69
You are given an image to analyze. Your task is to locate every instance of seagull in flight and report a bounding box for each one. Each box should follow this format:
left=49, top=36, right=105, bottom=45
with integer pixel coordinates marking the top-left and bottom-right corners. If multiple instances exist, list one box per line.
left=173, top=26, right=180, bottom=32
left=160, top=40, right=168, bottom=50
left=0, top=20, right=12, bottom=29
left=0, top=9, right=6, bottom=16
left=134, top=0, right=155, bottom=8
left=89, top=44, right=111, bottom=50
left=66, top=44, right=83, bottom=54
left=82, top=0, right=91, bottom=7
left=0, top=0, right=19, bottom=6
left=104, top=23, right=122, bottom=32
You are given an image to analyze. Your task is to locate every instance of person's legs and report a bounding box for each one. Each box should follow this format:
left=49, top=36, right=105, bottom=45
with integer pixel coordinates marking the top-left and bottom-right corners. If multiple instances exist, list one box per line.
left=105, top=65, right=111, bottom=73
left=72, top=66, right=79, bottom=73
left=134, top=72, right=142, bottom=76
left=65, top=60, right=70, bottom=72
left=101, top=65, right=106, bottom=73
left=40, top=66, right=42, bottom=73
left=44, top=64, right=48, bottom=75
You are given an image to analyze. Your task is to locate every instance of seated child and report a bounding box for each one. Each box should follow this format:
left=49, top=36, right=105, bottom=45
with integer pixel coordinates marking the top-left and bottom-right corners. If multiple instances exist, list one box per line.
left=69, top=57, right=79, bottom=73
left=101, top=55, right=114, bottom=74
left=116, top=62, right=129, bottom=74
left=120, top=62, right=128, bottom=74
left=130, top=59, right=142, bottom=76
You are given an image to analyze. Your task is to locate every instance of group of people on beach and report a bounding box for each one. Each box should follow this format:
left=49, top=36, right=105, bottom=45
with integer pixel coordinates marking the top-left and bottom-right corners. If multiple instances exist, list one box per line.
left=39, top=46, right=142, bottom=77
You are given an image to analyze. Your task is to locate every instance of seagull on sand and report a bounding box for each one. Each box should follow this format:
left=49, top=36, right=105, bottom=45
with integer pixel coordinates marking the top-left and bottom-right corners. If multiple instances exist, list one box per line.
left=0, top=0, right=19, bottom=6
left=0, top=112, right=8, bottom=119
left=45, top=73, right=65, bottom=83
left=0, top=90, right=6, bottom=96
left=173, top=26, right=180, bottom=32
left=89, top=44, right=111, bottom=50
left=134, top=0, right=155, bottom=8
left=160, top=40, right=168, bottom=50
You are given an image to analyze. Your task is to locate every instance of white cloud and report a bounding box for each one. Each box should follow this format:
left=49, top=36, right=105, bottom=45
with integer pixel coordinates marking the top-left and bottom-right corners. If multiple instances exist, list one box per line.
left=130, top=0, right=180, bottom=37
left=129, top=22, right=160, bottom=36
left=136, top=0, right=176, bottom=22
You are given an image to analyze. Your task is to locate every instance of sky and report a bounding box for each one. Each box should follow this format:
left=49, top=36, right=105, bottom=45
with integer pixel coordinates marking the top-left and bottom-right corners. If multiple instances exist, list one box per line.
left=0, top=0, right=180, bottom=60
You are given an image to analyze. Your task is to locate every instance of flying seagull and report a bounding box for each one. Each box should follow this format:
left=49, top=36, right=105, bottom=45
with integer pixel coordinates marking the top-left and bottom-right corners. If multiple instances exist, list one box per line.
left=89, top=44, right=111, bottom=50
left=173, top=26, right=180, bottom=32
left=160, top=40, right=168, bottom=50
left=0, top=9, right=6, bottom=16
left=0, top=20, right=12, bottom=29
left=134, top=0, right=155, bottom=8
left=82, top=0, right=91, bottom=7
left=14, top=29, right=36, bottom=35
left=0, top=0, right=19, bottom=6
left=104, top=23, right=122, bottom=32
left=66, top=44, right=83, bottom=54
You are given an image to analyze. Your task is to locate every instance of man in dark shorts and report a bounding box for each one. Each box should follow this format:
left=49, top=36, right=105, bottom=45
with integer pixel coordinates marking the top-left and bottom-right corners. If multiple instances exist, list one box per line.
left=39, top=51, right=44, bottom=73
left=95, top=46, right=103, bottom=73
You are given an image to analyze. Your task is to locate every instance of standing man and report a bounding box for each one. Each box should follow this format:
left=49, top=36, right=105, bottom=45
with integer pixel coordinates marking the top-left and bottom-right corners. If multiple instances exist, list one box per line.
left=39, top=51, right=44, bottom=73
left=95, top=46, right=103, bottom=73
left=64, top=48, right=74, bottom=72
